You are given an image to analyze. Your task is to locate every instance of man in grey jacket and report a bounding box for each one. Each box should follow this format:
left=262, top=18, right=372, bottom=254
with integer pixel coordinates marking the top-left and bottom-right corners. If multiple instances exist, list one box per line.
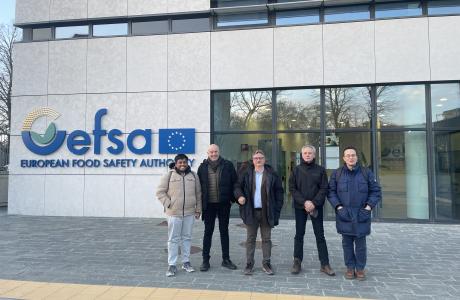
left=156, top=154, right=202, bottom=277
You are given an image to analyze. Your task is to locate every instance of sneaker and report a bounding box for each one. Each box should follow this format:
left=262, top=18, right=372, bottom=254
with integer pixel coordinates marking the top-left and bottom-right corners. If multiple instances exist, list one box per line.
left=320, top=264, right=336, bottom=276
left=200, top=260, right=210, bottom=272
left=166, top=265, right=177, bottom=277
left=262, top=262, right=274, bottom=275
left=291, top=258, right=301, bottom=275
left=222, top=259, right=237, bottom=270
left=182, top=262, right=195, bottom=273
left=244, top=263, right=254, bottom=275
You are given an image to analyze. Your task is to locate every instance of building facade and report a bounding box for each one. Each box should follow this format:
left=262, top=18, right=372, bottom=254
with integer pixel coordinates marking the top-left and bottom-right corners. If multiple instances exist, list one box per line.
left=10, top=0, right=460, bottom=222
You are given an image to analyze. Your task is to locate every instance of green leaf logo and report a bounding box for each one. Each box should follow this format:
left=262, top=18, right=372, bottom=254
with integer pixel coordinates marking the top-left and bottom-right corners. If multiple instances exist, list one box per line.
left=30, top=122, right=57, bottom=145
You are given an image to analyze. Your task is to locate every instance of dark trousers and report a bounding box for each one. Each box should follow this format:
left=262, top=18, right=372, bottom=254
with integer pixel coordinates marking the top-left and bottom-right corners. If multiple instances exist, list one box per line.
left=342, top=235, right=367, bottom=271
left=293, top=206, right=330, bottom=266
left=246, top=209, right=272, bottom=265
left=202, top=203, right=231, bottom=261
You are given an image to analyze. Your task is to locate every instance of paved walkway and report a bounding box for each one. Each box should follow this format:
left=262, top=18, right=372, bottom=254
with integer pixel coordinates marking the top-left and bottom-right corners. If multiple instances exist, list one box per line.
left=0, top=208, right=459, bottom=299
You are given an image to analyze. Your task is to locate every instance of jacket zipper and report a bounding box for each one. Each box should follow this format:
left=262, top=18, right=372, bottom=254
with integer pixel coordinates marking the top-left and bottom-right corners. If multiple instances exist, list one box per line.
left=217, top=164, right=222, bottom=203
left=182, top=174, right=186, bottom=217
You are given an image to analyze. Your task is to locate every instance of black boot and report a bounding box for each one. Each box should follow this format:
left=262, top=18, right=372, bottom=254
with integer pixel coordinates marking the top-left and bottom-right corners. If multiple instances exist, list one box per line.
left=222, top=258, right=237, bottom=270
left=200, top=259, right=210, bottom=272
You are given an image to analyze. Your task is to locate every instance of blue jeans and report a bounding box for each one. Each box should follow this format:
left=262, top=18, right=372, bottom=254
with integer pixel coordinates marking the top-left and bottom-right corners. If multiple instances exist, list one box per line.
left=342, top=235, right=366, bottom=271
left=167, top=215, right=195, bottom=266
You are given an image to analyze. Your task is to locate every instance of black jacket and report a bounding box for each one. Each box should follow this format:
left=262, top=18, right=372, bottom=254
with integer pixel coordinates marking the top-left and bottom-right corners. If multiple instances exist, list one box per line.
left=234, top=164, right=284, bottom=228
left=197, top=158, right=237, bottom=212
left=289, top=159, right=328, bottom=210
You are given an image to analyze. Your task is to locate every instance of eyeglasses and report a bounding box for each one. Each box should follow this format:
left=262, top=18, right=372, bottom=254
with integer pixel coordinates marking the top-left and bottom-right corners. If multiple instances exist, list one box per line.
left=344, top=154, right=357, bottom=158
left=253, top=156, right=265, bottom=160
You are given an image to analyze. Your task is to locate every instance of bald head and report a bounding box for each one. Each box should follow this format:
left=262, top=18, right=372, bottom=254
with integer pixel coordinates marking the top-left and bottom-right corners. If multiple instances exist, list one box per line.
left=207, top=144, right=220, bottom=161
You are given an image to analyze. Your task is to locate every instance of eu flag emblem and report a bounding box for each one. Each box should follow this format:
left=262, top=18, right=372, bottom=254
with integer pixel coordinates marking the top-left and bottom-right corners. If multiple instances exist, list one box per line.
left=159, top=128, right=195, bottom=154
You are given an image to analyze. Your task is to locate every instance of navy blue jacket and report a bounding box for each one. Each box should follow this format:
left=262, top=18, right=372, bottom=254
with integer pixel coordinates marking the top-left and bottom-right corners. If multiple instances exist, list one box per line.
left=328, top=165, right=382, bottom=237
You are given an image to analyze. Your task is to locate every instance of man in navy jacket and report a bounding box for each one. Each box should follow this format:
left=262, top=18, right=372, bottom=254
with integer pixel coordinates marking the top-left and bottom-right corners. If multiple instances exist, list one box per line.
left=328, top=146, right=381, bottom=281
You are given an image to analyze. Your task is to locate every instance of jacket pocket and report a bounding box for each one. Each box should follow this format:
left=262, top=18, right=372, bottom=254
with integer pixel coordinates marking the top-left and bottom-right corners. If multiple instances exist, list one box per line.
left=336, top=208, right=352, bottom=222
left=358, top=208, right=371, bottom=223
left=338, top=182, right=348, bottom=192
left=358, top=182, right=368, bottom=193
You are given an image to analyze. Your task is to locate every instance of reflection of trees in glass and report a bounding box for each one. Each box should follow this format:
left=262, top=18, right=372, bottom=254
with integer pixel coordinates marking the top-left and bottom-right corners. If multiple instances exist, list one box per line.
left=230, top=91, right=272, bottom=130
left=276, top=90, right=320, bottom=129
left=325, top=87, right=370, bottom=129
left=364, top=86, right=397, bottom=127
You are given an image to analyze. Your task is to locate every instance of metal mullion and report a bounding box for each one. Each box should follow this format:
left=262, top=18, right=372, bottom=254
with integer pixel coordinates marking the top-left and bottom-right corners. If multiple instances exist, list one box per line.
left=272, top=89, right=278, bottom=171
left=425, top=83, right=435, bottom=222
left=371, top=85, right=381, bottom=216
left=422, top=0, right=429, bottom=16
left=320, top=88, right=326, bottom=167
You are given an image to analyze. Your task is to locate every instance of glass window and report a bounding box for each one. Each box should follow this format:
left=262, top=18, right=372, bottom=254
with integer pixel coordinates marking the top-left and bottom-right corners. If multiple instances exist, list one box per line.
left=324, top=5, right=370, bottom=22
left=431, top=83, right=460, bottom=128
left=55, top=25, right=89, bottom=39
left=213, top=133, right=273, bottom=170
left=216, top=12, right=268, bottom=27
left=325, top=87, right=371, bottom=129
left=376, top=84, right=426, bottom=128
left=428, top=0, right=460, bottom=15
left=433, top=131, right=460, bottom=221
left=276, top=9, right=320, bottom=26
left=172, top=17, right=210, bottom=33
left=378, top=131, right=429, bottom=219
left=214, top=0, right=267, bottom=7
left=278, top=132, right=321, bottom=217
left=213, top=91, right=273, bottom=131
left=375, top=1, right=423, bottom=19
left=32, top=28, right=52, bottom=41
left=22, top=28, right=32, bottom=42
left=93, top=23, right=128, bottom=37
left=277, top=89, right=321, bottom=130
left=132, top=20, right=169, bottom=35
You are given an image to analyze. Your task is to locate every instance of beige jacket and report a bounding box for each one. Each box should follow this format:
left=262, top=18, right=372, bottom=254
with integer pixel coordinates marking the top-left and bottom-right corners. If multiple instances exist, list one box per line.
left=156, top=169, right=202, bottom=217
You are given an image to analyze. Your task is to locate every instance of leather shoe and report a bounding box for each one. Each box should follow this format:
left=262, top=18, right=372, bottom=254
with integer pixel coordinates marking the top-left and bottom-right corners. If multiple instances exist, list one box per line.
left=291, top=258, right=301, bottom=274
left=222, top=259, right=237, bottom=270
left=200, top=260, right=210, bottom=272
left=356, top=270, right=366, bottom=281
left=345, top=269, right=355, bottom=279
left=320, top=264, right=335, bottom=276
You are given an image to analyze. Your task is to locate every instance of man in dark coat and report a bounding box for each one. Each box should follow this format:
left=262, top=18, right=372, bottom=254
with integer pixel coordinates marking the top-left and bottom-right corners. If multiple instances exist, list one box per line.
left=328, top=146, right=382, bottom=281
left=289, top=145, right=335, bottom=276
left=234, top=149, right=284, bottom=276
left=197, top=144, right=238, bottom=271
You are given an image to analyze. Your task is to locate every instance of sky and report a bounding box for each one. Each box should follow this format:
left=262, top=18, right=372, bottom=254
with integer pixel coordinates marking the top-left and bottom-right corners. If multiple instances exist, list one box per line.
left=0, top=0, right=15, bottom=25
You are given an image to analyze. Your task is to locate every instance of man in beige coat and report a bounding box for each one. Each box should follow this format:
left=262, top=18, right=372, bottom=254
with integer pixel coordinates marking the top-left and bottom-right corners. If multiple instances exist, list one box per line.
left=156, top=154, right=202, bottom=277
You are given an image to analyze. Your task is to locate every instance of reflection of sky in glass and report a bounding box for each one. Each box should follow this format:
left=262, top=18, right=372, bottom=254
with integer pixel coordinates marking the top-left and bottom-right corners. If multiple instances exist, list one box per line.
left=428, top=0, right=460, bottom=15
left=56, top=26, right=89, bottom=39
left=276, top=9, right=320, bottom=25
left=378, top=85, right=426, bottom=127
left=431, top=83, right=460, bottom=126
left=93, top=23, right=128, bottom=37
left=217, top=12, right=268, bottom=27
left=324, top=5, right=370, bottom=22
left=215, top=0, right=267, bottom=7
left=376, top=2, right=422, bottom=18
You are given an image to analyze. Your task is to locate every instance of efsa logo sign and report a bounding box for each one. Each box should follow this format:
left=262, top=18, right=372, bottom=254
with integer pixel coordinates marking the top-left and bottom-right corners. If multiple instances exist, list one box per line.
left=21, top=107, right=195, bottom=156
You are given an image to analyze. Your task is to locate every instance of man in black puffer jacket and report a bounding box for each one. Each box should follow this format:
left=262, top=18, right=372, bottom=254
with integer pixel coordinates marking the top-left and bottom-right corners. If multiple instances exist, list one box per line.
left=197, top=144, right=238, bottom=272
left=289, top=145, right=335, bottom=276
